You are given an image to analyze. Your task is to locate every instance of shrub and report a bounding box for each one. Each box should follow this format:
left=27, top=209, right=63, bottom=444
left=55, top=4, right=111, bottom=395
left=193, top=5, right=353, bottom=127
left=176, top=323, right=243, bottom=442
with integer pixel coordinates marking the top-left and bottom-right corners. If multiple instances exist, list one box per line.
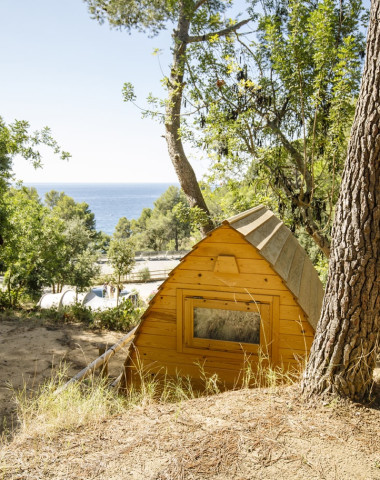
left=48, top=298, right=144, bottom=332
left=90, top=298, right=143, bottom=331
left=12, top=300, right=144, bottom=332
left=138, top=267, right=151, bottom=282
left=0, top=290, right=11, bottom=309
left=63, top=303, right=93, bottom=325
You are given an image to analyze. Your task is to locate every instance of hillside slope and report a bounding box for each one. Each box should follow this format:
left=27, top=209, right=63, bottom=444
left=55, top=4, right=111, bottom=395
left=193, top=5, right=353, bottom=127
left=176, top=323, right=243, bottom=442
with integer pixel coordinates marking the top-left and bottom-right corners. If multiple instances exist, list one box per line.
left=1, top=385, right=380, bottom=480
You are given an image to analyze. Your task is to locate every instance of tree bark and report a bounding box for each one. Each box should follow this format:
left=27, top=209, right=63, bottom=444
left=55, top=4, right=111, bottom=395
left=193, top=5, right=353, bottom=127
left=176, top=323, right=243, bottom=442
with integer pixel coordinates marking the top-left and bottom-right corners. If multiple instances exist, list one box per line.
left=301, top=0, right=380, bottom=401
left=165, top=3, right=214, bottom=236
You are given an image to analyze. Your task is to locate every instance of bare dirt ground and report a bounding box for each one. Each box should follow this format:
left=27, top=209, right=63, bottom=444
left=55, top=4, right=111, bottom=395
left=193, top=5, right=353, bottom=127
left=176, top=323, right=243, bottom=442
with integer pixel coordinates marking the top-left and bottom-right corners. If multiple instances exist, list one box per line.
left=1, top=385, right=380, bottom=480
left=0, top=318, right=128, bottom=433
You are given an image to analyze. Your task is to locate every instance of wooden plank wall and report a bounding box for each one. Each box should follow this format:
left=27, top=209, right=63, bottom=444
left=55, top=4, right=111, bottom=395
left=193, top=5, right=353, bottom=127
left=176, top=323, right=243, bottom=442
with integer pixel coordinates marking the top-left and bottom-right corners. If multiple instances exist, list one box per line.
left=125, top=225, right=314, bottom=388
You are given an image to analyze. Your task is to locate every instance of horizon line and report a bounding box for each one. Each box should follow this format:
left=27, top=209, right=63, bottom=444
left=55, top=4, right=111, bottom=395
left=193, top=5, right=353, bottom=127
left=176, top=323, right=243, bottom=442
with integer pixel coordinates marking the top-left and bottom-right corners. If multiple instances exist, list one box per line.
left=22, top=181, right=180, bottom=185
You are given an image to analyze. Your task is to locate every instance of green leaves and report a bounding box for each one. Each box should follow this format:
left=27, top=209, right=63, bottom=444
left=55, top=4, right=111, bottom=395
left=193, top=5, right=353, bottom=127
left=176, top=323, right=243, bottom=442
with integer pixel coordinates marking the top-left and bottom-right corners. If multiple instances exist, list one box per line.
left=122, top=82, right=136, bottom=103
left=114, top=216, right=132, bottom=239
left=0, top=117, right=71, bottom=171
left=84, top=0, right=177, bottom=36
left=129, top=186, right=194, bottom=252
left=107, top=238, right=135, bottom=278
left=172, top=203, right=210, bottom=229
left=186, top=0, right=365, bottom=256
left=0, top=187, right=101, bottom=305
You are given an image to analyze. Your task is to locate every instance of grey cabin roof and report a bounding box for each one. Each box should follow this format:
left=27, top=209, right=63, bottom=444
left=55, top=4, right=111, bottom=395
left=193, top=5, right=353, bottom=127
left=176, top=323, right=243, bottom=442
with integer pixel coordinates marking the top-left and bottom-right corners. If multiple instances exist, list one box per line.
left=225, top=205, right=324, bottom=329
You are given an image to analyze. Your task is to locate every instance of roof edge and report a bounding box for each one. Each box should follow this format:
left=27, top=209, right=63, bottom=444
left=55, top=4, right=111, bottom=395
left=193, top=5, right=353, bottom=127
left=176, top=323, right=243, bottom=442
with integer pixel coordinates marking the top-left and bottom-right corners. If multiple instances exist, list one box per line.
left=226, top=205, right=265, bottom=224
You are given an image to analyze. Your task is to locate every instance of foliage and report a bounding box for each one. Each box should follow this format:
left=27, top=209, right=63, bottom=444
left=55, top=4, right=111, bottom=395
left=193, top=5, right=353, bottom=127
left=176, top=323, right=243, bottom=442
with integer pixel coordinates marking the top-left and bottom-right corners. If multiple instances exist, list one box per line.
left=43, top=191, right=101, bottom=293
left=61, top=299, right=143, bottom=332
left=48, top=192, right=96, bottom=232
left=89, top=297, right=143, bottom=331
left=84, top=0, right=366, bottom=256
left=63, top=302, right=94, bottom=325
left=60, top=301, right=141, bottom=332
left=186, top=0, right=366, bottom=257
left=172, top=203, right=211, bottom=231
left=0, top=298, right=144, bottom=333
left=44, top=190, right=65, bottom=209
left=94, top=230, right=111, bottom=254
left=107, top=237, right=135, bottom=306
left=64, top=218, right=99, bottom=284
left=0, top=188, right=58, bottom=305
left=0, top=116, right=70, bottom=246
left=0, top=118, right=70, bottom=170
left=0, top=187, right=100, bottom=306
left=0, top=117, right=74, bottom=305
left=85, top=0, right=178, bottom=36
left=113, top=216, right=132, bottom=239
left=0, top=290, right=11, bottom=309
left=107, top=238, right=135, bottom=280
left=84, top=0, right=252, bottom=236
left=138, top=267, right=151, bottom=283
left=131, top=186, right=194, bottom=251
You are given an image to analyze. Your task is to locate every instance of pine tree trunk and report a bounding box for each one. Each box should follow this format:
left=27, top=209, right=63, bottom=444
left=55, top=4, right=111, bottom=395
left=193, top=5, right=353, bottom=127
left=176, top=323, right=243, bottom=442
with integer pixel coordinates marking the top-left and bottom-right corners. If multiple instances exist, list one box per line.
left=302, top=0, right=380, bottom=401
left=165, top=4, right=214, bottom=237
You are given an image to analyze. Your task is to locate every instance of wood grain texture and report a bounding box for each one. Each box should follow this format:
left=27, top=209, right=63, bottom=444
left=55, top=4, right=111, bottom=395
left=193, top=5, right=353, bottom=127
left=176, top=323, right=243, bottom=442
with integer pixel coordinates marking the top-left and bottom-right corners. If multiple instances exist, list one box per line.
left=228, top=205, right=324, bottom=327
left=214, top=255, right=240, bottom=274
left=162, top=282, right=298, bottom=305
left=125, top=221, right=318, bottom=388
left=170, top=270, right=287, bottom=291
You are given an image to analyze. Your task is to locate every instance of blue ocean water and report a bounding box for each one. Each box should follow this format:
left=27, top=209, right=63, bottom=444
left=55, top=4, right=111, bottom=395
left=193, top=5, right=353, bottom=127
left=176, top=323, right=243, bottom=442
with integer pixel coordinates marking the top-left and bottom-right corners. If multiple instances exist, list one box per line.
left=27, top=183, right=177, bottom=236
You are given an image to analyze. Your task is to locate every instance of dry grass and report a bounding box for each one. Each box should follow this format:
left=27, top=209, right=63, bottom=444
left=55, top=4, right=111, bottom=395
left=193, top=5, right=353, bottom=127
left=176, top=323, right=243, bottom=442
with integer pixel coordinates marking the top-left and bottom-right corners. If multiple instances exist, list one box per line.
left=1, top=321, right=380, bottom=479
left=1, top=348, right=298, bottom=445
left=1, top=383, right=380, bottom=480
left=4, top=365, right=127, bottom=441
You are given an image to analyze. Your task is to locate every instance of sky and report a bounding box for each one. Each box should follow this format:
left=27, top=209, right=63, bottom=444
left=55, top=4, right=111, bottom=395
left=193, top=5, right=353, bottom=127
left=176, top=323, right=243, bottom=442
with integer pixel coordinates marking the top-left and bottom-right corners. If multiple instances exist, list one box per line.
left=1, top=0, right=370, bottom=184
left=0, top=0, right=209, bottom=183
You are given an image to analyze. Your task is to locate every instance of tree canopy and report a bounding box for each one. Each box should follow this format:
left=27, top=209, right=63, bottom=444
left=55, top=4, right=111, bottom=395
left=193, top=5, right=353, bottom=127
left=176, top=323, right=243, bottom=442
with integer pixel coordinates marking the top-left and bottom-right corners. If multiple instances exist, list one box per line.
left=114, top=216, right=132, bottom=239
left=85, top=0, right=366, bottom=256
left=0, top=187, right=100, bottom=306
left=84, top=0, right=253, bottom=236
left=131, top=186, right=193, bottom=251
left=184, top=0, right=366, bottom=257
left=0, top=117, right=70, bottom=246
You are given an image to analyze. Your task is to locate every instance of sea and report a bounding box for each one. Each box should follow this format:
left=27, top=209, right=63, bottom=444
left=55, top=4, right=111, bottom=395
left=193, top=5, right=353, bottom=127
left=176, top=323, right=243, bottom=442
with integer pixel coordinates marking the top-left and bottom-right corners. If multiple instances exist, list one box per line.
left=26, top=183, right=177, bottom=236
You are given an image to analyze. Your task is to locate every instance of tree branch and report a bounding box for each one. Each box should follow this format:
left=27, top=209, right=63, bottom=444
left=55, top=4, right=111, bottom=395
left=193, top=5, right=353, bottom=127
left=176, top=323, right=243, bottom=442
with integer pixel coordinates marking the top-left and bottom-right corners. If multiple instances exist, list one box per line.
left=193, top=0, right=208, bottom=11
left=187, top=18, right=252, bottom=43
left=266, top=118, right=313, bottom=192
left=269, top=164, right=331, bottom=256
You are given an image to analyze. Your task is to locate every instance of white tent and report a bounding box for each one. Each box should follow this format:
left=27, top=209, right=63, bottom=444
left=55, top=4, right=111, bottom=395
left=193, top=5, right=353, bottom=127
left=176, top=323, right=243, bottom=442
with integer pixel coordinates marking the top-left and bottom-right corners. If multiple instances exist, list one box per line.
left=38, top=292, right=63, bottom=309
left=81, top=291, right=118, bottom=311
left=60, top=290, right=77, bottom=307
left=38, top=289, right=138, bottom=310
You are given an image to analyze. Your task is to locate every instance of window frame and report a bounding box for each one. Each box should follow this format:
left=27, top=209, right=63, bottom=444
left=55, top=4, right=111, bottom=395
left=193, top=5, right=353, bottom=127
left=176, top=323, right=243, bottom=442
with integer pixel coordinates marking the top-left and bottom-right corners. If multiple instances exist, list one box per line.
left=177, top=288, right=274, bottom=359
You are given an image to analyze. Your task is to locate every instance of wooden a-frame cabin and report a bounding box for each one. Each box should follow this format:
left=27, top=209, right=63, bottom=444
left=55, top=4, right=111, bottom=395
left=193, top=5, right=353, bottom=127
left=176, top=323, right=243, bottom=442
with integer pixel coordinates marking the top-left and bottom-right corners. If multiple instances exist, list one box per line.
left=122, top=205, right=324, bottom=390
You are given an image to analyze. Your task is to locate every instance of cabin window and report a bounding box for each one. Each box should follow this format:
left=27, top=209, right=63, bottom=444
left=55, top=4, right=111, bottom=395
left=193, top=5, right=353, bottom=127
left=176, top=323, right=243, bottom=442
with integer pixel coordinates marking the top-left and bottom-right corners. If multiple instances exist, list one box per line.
left=193, top=306, right=260, bottom=344
left=178, top=291, right=272, bottom=356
